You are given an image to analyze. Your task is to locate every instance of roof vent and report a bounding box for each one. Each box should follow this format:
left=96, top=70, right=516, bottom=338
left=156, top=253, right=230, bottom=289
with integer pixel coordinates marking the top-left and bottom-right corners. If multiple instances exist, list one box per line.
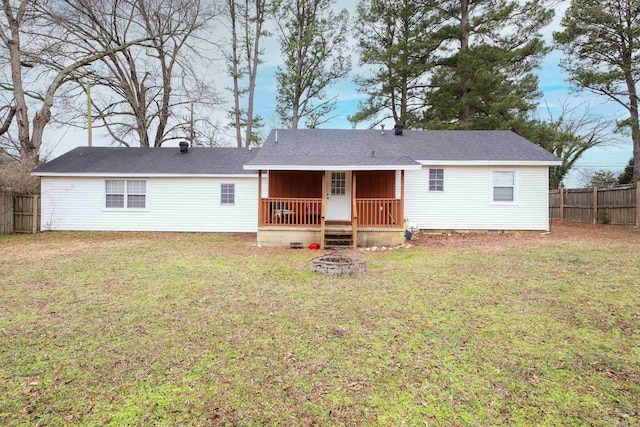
left=394, top=122, right=404, bottom=136
left=380, top=124, right=385, bottom=135
left=179, top=141, right=189, bottom=153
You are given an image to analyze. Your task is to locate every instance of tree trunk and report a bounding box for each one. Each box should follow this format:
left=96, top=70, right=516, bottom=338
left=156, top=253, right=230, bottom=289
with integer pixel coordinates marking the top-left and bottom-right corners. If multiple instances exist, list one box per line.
left=291, top=102, right=300, bottom=129
left=459, top=0, right=470, bottom=126
left=626, top=77, right=640, bottom=181
left=3, top=0, right=32, bottom=161
left=618, top=29, right=640, bottom=181
left=154, top=51, right=173, bottom=147
left=244, top=0, right=263, bottom=147
left=230, top=0, right=243, bottom=147
left=400, top=80, right=408, bottom=124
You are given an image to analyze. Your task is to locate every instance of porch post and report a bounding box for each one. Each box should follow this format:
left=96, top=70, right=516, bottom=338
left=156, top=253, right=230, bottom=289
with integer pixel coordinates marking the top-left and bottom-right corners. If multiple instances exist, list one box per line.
left=258, top=170, right=263, bottom=226
left=321, top=171, right=326, bottom=250
left=352, top=171, right=357, bottom=249
left=400, top=170, right=405, bottom=228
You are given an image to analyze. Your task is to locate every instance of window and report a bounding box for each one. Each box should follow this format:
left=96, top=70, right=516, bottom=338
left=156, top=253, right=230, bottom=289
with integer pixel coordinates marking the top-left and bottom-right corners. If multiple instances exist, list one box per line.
left=331, top=172, right=346, bottom=196
left=105, top=180, right=146, bottom=208
left=429, top=168, right=444, bottom=192
left=221, top=183, right=235, bottom=205
left=105, top=180, right=125, bottom=208
left=127, top=180, right=146, bottom=208
left=492, top=171, right=515, bottom=202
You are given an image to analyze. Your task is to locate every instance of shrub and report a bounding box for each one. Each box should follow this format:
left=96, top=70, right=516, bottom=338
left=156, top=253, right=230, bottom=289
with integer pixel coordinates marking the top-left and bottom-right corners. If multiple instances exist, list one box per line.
left=0, top=160, right=40, bottom=194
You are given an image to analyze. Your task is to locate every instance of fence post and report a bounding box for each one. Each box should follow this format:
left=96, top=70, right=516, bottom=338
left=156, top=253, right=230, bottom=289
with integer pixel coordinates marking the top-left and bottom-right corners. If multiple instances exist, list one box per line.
left=32, top=195, right=39, bottom=234
left=636, top=186, right=640, bottom=227
left=559, top=188, right=564, bottom=221
left=592, top=187, right=598, bottom=224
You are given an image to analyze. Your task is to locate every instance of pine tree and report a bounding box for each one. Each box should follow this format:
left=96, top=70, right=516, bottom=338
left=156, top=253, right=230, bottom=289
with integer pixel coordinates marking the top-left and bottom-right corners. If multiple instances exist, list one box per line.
left=554, top=0, right=640, bottom=181
left=424, top=0, right=553, bottom=129
left=618, top=158, right=634, bottom=185
left=349, top=0, right=440, bottom=128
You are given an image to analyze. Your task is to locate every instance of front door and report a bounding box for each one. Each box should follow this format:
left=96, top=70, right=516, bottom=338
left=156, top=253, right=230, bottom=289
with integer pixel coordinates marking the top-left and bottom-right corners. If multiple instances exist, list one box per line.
left=325, top=171, right=351, bottom=221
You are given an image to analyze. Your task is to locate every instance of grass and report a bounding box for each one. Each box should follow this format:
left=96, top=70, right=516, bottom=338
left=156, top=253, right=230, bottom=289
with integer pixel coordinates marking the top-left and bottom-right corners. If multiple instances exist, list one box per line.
left=1, top=226, right=639, bottom=425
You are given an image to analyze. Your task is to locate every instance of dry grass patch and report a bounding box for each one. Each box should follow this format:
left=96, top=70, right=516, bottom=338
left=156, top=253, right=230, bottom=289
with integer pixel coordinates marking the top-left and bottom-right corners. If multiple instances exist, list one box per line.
left=1, top=224, right=639, bottom=425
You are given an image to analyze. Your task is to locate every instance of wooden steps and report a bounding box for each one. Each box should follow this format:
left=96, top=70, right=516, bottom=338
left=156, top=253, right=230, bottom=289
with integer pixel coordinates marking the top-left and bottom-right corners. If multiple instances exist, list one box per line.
left=324, top=226, right=354, bottom=248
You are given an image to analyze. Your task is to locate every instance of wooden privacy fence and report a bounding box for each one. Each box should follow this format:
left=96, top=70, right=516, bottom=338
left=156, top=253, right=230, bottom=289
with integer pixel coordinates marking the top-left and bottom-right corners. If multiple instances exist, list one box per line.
left=549, top=185, right=638, bottom=226
left=0, top=192, right=12, bottom=233
left=0, top=192, right=40, bottom=234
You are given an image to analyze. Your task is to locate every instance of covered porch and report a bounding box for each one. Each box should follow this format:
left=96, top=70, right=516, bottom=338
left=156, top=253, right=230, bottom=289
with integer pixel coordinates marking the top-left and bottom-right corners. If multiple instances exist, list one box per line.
left=256, top=170, right=406, bottom=248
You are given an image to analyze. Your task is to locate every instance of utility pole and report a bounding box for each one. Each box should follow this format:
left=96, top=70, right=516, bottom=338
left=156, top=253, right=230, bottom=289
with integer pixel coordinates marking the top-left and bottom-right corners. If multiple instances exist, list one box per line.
left=189, top=102, right=195, bottom=147
left=87, top=82, right=93, bottom=147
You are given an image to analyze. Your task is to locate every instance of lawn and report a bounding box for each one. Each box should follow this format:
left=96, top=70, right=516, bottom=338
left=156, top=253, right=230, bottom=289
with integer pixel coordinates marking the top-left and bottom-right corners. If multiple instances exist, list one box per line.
left=1, top=223, right=639, bottom=426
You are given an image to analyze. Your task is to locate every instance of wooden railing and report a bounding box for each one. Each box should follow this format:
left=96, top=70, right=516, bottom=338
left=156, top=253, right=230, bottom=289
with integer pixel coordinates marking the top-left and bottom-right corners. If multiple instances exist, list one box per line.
left=260, top=198, right=323, bottom=226
left=259, top=197, right=402, bottom=228
left=356, top=198, right=401, bottom=227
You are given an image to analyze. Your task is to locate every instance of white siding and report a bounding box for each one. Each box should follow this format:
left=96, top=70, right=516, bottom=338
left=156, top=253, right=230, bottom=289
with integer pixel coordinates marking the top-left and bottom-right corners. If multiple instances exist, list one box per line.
left=40, top=176, right=258, bottom=232
left=404, top=166, right=550, bottom=231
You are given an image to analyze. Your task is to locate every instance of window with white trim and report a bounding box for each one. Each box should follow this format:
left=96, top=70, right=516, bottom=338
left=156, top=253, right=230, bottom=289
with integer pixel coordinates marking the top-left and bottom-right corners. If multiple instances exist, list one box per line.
left=105, top=180, right=146, bottom=208
left=492, top=171, right=515, bottom=202
left=429, top=168, right=444, bottom=192
left=221, top=183, right=235, bottom=205
left=331, top=172, right=346, bottom=196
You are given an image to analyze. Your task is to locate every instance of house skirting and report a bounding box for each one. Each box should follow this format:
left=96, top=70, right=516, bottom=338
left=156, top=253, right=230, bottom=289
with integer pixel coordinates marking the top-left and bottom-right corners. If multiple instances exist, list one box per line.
left=257, top=227, right=405, bottom=248
left=356, top=228, right=405, bottom=247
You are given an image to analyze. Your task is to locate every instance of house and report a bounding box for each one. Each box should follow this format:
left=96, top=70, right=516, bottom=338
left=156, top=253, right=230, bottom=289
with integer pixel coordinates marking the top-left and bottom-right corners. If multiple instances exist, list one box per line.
left=32, top=144, right=260, bottom=233
left=32, top=129, right=561, bottom=247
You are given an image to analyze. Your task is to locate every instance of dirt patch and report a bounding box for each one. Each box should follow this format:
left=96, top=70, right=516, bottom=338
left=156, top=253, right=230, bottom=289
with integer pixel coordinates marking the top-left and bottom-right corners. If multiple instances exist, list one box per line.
left=1, top=223, right=637, bottom=263
left=407, top=221, right=640, bottom=250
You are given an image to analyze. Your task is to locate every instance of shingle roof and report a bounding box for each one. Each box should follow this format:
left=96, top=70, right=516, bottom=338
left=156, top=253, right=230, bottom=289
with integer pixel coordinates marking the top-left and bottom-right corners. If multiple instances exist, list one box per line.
left=244, top=129, right=561, bottom=168
left=32, top=146, right=259, bottom=175
left=34, top=129, right=561, bottom=175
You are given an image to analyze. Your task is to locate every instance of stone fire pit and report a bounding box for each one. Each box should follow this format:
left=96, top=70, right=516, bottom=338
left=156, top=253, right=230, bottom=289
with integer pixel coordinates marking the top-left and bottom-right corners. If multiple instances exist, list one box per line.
left=311, top=252, right=367, bottom=276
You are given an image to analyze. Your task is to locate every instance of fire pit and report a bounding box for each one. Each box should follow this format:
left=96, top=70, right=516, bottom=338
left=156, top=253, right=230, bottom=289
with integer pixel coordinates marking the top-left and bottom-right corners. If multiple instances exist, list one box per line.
left=312, top=252, right=367, bottom=276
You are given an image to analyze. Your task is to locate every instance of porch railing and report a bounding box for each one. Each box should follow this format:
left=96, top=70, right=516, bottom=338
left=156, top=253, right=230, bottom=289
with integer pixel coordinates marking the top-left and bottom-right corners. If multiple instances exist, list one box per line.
left=356, top=198, right=401, bottom=227
left=260, top=198, right=322, bottom=226
left=259, top=197, right=402, bottom=228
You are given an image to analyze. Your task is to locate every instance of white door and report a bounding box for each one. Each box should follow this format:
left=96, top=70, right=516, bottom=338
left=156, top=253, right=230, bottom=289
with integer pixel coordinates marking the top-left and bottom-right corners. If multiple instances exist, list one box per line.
left=325, top=171, right=351, bottom=221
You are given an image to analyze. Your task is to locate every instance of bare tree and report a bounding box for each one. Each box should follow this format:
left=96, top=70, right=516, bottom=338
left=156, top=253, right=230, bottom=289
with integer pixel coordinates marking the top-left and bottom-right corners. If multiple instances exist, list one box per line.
left=50, top=0, right=221, bottom=147
left=179, top=101, right=227, bottom=146
left=225, top=0, right=244, bottom=147
left=522, top=100, right=617, bottom=188
left=243, top=0, right=269, bottom=145
left=275, top=0, right=350, bottom=129
left=0, top=0, right=168, bottom=165
left=224, top=0, right=271, bottom=147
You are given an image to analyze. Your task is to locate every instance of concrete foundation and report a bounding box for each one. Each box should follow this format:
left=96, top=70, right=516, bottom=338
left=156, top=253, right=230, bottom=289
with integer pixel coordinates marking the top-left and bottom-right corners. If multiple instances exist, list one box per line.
left=257, top=227, right=405, bottom=248
left=356, top=229, right=405, bottom=247
left=257, top=227, right=321, bottom=247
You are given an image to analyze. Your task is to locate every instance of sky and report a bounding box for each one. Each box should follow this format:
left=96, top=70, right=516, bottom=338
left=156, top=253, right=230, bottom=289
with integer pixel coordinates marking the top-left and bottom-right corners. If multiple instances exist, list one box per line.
left=45, top=0, right=633, bottom=188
